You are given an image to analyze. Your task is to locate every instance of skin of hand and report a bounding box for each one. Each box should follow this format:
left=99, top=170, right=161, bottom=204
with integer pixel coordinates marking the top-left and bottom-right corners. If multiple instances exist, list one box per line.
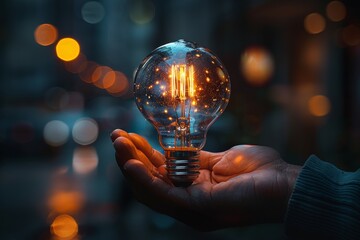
left=111, top=129, right=301, bottom=231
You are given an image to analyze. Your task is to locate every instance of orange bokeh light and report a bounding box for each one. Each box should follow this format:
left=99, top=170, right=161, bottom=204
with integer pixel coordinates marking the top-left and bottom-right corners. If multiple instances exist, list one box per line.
left=64, top=53, right=88, bottom=73
left=326, top=1, right=346, bottom=22
left=106, top=71, right=129, bottom=96
left=342, top=24, right=360, bottom=47
left=103, top=71, right=116, bottom=89
left=308, top=95, right=331, bottom=117
left=304, top=13, right=326, bottom=34
left=34, top=23, right=58, bottom=46
left=79, top=61, right=99, bottom=83
left=48, top=191, right=84, bottom=213
left=51, top=214, right=78, bottom=239
left=241, top=47, right=274, bottom=86
left=56, top=38, right=81, bottom=61
left=91, top=66, right=112, bottom=88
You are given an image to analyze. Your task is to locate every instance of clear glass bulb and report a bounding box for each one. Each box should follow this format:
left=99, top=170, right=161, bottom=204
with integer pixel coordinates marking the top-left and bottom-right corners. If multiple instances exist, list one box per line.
left=134, top=39, right=231, bottom=187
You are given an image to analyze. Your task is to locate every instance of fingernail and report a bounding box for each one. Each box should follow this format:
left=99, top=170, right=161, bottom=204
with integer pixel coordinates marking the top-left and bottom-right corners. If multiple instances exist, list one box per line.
left=123, top=162, right=128, bottom=171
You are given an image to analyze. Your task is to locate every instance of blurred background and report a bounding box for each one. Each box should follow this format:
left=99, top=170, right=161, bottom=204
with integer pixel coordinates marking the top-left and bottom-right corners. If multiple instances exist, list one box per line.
left=1, top=0, right=360, bottom=239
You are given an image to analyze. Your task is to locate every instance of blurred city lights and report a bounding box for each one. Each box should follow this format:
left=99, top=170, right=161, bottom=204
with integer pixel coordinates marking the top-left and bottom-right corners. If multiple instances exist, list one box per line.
left=303, top=41, right=323, bottom=68
left=326, top=1, right=346, bottom=22
left=50, top=214, right=78, bottom=239
left=79, top=61, right=99, bottom=83
left=81, top=1, right=105, bottom=24
left=129, top=0, right=155, bottom=25
left=304, top=13, right=326, bottom=34
left=45, top=87, right=69, bottom=110
left=72, top=118, right=99, bottom=145
left=102, top=70, right=116, bottom=89
left=65, top=92, right=85, bottom=110
left=43, top=120, right=70, bottom=147
left=48, top=191, right=84, bottom=213
left=56, top=38, right=81, bottom=61
left=341, top=24, right=360, bottom=46
left=241, top=47, right=274, bottom=86
left=308, top=95, right=331, bottom=117
left=64, top=53, right=88, bottom=73
left=72, top=146, right=99, bottom=175
left=106, top=71, right=129, bottom=96
left=91, top=66, right=112, bottom=88
left=34, top=23, right=58, bottom=46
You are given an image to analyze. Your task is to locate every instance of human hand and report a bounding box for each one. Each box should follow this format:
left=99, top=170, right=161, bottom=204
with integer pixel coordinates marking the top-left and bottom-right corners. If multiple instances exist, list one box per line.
left=111, top=129, right=301, bottom=231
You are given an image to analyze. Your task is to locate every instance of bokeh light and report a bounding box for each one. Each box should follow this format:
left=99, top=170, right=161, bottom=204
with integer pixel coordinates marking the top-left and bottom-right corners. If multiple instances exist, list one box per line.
left=65, top=92, right=85, bottom=110
left=56, top=38, right=81, bottom=61
left=50, top=214, right=78, bottom=239
left=304, top=13, right=326, bottom=34
left=326, top=1, right=346, bottom=22
left=64, top=53, right=88, bottom=73
left=72, top=118, right=98, bottom=145
left=79, top=61, right=99, bottom=83
left=129, top=0, right=155, bottom=24
left=43, top=120, right=70, bottom=147
left=45, top=87, right=69, bottom=110
left=241, top=47, right=274, bottom=86
left=102, top=70, right=116, bottom=89
left=341, top=24, right=360, bottom=46
left=106, top=71, right=129, bottom=96
left=81, top=1, right=105, bottom=24
left=34, top=23, right=58, bottom=46
left=308, top=95, right=331, bottom=117
left=73, top=146, right=99, bottom=175
left=91, top=66, right=112, bottom=88
left=48, top=191, right=84, bottom=213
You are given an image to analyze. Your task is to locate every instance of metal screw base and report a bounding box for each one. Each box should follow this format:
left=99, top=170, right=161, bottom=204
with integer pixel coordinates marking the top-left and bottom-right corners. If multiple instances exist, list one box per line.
left=165, top=150, right=200, bottom=187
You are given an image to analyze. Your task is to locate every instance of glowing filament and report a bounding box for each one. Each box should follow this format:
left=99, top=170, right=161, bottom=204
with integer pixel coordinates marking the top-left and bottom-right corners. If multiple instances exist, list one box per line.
left=170, top=64, right=195, bottom=100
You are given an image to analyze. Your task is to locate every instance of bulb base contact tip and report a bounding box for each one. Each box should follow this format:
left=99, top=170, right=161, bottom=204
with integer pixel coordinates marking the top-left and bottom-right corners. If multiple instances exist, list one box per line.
left=165, top=150, right=200, bottom=187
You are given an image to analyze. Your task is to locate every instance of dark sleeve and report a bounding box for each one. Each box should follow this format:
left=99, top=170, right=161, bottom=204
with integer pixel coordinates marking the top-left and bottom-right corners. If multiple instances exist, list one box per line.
left=285, top=155, right=360, bottom=240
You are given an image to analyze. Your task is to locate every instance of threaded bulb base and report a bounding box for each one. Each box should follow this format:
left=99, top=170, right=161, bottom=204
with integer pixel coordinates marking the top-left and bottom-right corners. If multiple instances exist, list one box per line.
left=165, top=150, right=200, bottom=187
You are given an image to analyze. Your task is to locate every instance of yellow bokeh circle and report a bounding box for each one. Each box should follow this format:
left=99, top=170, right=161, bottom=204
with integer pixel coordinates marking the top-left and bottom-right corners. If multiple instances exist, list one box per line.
left=56, top=38, right=80, bottom=61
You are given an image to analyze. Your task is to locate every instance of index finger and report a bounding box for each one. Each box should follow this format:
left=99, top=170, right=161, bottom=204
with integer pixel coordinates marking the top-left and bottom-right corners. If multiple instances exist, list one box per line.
left=111, top=129, right=165, bottom=167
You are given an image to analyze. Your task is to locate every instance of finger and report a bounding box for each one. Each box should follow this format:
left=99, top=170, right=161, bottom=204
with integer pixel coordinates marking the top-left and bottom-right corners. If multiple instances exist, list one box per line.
left=128, top=133, right=165, bottom=167
left=157, top=165, right=173, bottom=185
left=111, top=129, right=165, bottom=167
left=124, top=160, right=218, bottom=229
left=111, top=129, right=130, bottom=142
left=199, top=151, right=223, bottom=170
left=113, top=136, right=139, bottom=167
left=113, top=137, right=156, bottom=173
left=123, top=159, right=191, bottom=209
left=212, top=146, right=256, bottom=176
left=211, top=172, right=234, bottom=183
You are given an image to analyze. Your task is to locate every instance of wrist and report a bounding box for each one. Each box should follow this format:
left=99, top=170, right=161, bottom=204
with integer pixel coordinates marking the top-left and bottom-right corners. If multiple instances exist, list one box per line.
left=284, top=164, right=302, bottom=201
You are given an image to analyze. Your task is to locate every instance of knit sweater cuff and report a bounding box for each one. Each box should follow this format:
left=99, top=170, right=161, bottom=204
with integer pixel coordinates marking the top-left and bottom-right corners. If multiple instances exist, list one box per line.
left=285, top=155, right=360, bottom=239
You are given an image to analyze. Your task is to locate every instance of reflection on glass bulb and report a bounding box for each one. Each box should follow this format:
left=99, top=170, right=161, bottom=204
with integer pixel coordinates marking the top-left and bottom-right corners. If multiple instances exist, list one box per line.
left=134, top=40, right=231, bottom=187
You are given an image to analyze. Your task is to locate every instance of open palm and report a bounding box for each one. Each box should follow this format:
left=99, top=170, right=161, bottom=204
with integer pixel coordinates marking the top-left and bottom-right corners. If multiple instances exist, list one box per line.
left=111, top=129, right=300, bottom=231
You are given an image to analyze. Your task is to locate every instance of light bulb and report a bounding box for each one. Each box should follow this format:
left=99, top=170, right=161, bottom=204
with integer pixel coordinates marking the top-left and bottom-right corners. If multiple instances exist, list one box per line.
left=134, top=40, right=231, bottom=187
